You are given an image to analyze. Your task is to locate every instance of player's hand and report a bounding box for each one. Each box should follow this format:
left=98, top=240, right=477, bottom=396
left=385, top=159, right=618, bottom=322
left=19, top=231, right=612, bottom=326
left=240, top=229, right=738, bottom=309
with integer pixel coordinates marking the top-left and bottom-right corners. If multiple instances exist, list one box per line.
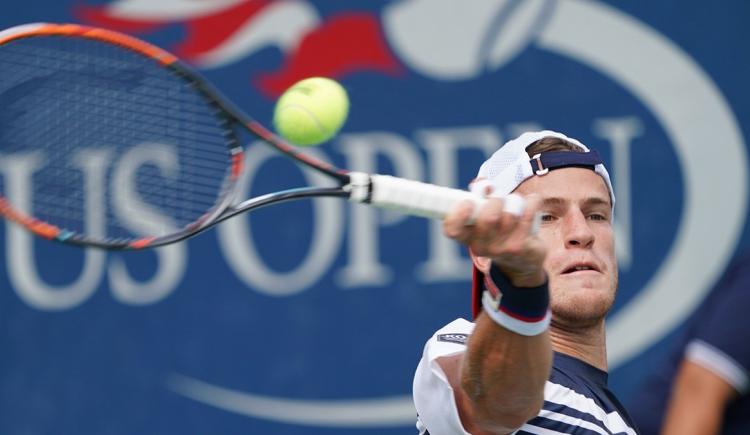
left=443, top=194, right=546, bottom=288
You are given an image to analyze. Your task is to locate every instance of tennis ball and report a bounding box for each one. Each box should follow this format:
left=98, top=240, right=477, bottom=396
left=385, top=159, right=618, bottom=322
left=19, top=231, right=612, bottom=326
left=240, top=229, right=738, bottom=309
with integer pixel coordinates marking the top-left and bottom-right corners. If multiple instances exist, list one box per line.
left=273, top=77, right=349, bottom=147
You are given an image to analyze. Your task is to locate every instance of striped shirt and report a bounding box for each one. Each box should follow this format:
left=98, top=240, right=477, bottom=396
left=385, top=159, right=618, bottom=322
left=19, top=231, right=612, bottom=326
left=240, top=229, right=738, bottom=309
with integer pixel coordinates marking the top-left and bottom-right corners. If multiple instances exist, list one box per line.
left=413, top=318, right=639, bottom=434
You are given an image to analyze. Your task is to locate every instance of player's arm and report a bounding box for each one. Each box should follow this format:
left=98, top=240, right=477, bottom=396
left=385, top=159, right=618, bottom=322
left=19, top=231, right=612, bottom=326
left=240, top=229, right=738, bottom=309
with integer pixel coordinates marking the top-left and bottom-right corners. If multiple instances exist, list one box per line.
left=441, top=196, right=552, bottom=434
left=660, top=359, right=738, bottom=435
left=437, top=318, right=550, bottom=434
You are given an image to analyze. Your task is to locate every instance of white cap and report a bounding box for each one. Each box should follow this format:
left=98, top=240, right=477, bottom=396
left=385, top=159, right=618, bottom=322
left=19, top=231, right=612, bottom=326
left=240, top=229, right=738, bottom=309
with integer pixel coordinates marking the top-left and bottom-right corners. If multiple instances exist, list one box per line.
left=470, top=130, right=614, bottom=205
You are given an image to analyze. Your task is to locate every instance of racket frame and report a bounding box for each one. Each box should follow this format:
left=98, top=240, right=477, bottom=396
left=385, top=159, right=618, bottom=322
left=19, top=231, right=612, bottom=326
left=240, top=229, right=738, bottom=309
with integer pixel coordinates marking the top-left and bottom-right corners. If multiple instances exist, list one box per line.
left=0, top=23, right=352, bottom=250
left=0, top=23, right=500, bottom=251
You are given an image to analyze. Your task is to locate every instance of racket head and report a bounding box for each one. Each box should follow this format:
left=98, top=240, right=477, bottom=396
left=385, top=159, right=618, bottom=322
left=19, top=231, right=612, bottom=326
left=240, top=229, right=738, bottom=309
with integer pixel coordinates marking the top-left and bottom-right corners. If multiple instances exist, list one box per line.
left=0, top=23, right=245, bottom=249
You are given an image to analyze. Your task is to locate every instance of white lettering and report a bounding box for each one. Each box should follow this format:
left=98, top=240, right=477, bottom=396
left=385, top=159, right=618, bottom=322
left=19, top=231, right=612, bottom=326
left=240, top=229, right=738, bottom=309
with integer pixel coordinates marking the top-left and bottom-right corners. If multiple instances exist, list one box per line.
left=416, top=126, right=502, bottom=282
left=335, top=132, right=423, bottom=288
left=217, top=143, right=342, bottom=295
left=108, top=143, right=187, bottom=305
left=1, top=151, right=107, bottom=311
left=592, top=116, right=643, bottom=270
left=0, top=120, right=647, bottom=311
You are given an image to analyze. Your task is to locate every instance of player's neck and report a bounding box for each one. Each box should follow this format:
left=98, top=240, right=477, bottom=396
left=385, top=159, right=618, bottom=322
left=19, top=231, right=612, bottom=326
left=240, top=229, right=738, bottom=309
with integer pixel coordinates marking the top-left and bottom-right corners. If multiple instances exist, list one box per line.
left=549, top=320, right=607, bottom=371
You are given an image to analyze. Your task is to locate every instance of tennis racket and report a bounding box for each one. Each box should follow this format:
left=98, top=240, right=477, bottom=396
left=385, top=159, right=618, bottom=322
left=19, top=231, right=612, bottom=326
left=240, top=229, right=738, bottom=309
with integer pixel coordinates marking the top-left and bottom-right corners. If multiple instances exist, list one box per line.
left=0, top=22, right=521, bottom=250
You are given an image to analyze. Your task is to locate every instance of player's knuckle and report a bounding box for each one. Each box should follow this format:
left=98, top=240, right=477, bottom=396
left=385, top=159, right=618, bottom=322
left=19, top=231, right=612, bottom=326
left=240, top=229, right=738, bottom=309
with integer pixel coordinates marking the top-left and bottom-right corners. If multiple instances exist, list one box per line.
left=478, top=214, right=502, bottom=233
left=442, top=224, right=462, bottom=240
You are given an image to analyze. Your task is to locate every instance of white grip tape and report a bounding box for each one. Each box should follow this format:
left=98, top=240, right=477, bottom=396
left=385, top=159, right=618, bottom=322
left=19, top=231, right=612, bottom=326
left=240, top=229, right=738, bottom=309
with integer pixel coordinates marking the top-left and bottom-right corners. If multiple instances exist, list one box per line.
left=350, top=173, right=525, bottom=222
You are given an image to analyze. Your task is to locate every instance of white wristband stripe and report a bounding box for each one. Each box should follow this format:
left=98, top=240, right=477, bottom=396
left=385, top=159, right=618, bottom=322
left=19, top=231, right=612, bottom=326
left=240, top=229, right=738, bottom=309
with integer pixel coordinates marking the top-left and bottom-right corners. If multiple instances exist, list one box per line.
left=482, top=291, right=551, bottom=336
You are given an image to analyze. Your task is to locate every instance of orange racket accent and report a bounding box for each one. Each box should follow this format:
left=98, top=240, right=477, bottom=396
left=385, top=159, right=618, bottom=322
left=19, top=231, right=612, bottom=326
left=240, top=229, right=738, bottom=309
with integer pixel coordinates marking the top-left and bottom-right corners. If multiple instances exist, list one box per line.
left=129, top=238, right=156, bottom=249
left=0, top=23, right=178, bottom=66
left=0, top=197, right=28, bottom=226
left=29, top=221, right=61, bottom=239
left=0, top=198, right=60, bottom=239
left=230, top=151, right=244, bottom=179
left=85, top=27, right=178, bottom=65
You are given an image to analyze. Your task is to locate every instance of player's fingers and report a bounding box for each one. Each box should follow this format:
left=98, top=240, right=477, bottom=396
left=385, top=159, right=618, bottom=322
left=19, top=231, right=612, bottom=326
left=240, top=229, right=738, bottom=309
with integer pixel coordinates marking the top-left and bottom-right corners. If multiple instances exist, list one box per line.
left=501, top=193, right=526, bottom=218
left=491, top=194, right=547, bottom=281
left=473, top=197, right=521, bottom=255
left=512, top=193, right=542, bottom=238
left=473, top=198, right=509, bottom=240
left=443, top=200, right=477, bottom=241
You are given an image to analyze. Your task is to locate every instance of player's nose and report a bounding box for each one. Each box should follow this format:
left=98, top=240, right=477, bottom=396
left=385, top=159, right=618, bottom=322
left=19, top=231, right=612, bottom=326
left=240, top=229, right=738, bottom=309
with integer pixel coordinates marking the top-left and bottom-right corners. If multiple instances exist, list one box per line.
left=563, top=209, right=595, bottom=249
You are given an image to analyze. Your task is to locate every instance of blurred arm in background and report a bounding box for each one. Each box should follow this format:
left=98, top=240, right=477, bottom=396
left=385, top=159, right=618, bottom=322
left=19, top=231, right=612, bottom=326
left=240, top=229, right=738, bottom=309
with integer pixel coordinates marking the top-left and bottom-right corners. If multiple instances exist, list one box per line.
left=660, top=357, right=737, bottom=435
left=629, top=252, right=750, bottom=435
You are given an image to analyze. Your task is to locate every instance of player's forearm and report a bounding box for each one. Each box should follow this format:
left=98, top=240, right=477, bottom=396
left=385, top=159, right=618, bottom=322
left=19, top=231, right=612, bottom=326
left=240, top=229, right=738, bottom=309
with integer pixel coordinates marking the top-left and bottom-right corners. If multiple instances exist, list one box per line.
left=461, top=314, right=552, bottom=433
left=458, top=263, right=552, bottom=432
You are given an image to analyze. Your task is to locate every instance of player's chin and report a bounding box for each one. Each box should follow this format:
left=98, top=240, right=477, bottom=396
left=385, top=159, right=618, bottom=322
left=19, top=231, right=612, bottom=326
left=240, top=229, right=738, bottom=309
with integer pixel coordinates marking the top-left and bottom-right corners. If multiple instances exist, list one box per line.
left=554, top=271, right=616, bottom=294
left=558, top=279, right=615, bottom=302
left=551, top=296, right=613, bottom=328
left=549, top=282, right=616, bottom=326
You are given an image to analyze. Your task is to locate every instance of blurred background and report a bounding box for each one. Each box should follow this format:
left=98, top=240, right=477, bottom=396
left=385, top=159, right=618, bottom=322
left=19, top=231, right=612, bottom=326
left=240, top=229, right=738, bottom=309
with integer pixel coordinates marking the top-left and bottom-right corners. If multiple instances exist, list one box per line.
left=1, top=0, right=749, bottom=434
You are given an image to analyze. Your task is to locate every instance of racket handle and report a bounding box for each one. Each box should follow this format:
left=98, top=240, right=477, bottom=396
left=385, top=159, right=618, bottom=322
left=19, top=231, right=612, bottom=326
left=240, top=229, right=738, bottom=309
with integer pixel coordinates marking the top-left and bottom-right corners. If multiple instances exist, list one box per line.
left=347, top=172, right=525, bottom=222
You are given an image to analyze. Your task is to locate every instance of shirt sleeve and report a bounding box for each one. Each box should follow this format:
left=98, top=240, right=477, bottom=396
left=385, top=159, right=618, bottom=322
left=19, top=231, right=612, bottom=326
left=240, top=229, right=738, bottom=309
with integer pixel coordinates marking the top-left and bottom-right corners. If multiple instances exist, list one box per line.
left=413, top=318, right=475, bottom=435
left=687, top=278, right=750, bottom=394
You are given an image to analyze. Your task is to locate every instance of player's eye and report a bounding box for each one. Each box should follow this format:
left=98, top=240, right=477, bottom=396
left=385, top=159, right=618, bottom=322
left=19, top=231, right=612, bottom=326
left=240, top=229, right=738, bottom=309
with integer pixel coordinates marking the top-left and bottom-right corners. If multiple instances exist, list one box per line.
left=540, top=213, right=557, bottom=222
left=588, top=213, right=609, bottom=222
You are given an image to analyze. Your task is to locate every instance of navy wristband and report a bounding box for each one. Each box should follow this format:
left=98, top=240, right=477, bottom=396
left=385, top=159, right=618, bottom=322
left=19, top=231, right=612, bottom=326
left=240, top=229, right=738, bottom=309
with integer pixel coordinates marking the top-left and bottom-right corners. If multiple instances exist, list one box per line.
left=481, top=264, right=551, bottom=336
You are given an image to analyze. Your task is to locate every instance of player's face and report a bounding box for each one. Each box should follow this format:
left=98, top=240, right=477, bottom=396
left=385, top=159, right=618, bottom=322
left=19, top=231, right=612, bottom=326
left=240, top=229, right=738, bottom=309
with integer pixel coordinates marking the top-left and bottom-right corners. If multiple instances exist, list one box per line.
left=515, top=168, right=617, bottom=327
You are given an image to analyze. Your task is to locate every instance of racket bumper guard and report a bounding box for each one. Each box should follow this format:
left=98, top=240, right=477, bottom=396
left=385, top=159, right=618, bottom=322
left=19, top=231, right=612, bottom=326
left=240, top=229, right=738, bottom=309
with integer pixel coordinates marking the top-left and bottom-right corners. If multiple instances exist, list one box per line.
left=345, top=172, right=373, bottom=203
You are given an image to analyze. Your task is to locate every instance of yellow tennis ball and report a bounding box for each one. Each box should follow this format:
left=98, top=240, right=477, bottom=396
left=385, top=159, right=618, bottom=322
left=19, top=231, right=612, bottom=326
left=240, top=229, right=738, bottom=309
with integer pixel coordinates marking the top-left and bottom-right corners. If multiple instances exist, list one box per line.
left=273, top=77, right=349, bottom=147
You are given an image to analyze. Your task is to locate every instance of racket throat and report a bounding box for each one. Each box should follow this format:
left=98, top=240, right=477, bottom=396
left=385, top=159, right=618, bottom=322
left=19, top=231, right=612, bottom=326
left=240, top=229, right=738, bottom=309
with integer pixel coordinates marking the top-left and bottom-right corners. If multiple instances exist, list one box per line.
left=345, top=171, right=374, bottom=204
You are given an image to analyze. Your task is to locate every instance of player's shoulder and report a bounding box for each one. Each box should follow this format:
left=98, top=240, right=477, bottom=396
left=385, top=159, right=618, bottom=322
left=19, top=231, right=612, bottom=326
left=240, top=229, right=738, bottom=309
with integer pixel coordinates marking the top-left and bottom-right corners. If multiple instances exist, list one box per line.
left=432, top=317, right=474, bottom=340
left=421, top=318, right=474, bottom=361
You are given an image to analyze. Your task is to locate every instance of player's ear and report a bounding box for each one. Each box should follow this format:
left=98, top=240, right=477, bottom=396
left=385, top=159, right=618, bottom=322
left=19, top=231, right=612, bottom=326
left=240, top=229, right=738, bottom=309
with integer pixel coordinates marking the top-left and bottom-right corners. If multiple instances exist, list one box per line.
left=470, top=248, right=492, bottom=274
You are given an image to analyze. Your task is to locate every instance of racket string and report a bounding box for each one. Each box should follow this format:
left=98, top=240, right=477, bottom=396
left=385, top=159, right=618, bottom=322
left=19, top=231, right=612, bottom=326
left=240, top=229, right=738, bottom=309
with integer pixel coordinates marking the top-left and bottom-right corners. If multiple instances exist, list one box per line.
left=0, top=35, right=237, bottom=240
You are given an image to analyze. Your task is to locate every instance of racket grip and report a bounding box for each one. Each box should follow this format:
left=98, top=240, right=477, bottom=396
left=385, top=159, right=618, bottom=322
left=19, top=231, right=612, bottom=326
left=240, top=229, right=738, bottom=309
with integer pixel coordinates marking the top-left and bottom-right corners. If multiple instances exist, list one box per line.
left=347, top=172, right=525, bottom=222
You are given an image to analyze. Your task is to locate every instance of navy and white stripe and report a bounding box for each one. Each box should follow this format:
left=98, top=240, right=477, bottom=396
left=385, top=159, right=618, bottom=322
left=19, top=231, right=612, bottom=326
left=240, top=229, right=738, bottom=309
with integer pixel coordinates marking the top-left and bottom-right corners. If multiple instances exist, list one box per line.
left=511, top=353, right=637, bottom=435
left=517, top=386, right=636, bottom=434
left=413, top=319, right=639, bottom=434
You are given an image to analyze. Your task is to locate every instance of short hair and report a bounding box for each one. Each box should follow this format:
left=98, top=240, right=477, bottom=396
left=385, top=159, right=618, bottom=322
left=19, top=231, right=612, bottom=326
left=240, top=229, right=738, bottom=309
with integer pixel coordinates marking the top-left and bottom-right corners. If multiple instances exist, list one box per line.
left=525, top=136, right=584, bottom=157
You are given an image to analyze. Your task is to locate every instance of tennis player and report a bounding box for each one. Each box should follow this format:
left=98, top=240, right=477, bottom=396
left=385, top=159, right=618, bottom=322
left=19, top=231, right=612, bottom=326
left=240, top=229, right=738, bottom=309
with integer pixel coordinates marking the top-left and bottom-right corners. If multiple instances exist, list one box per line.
left=413, top=131, right=639, bottom=434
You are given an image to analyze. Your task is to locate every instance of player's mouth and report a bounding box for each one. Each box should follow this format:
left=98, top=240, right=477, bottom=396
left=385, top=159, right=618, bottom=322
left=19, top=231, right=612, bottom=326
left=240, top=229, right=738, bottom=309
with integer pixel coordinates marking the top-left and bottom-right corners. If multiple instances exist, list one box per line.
left=560, top=262, right=600, bottom=275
